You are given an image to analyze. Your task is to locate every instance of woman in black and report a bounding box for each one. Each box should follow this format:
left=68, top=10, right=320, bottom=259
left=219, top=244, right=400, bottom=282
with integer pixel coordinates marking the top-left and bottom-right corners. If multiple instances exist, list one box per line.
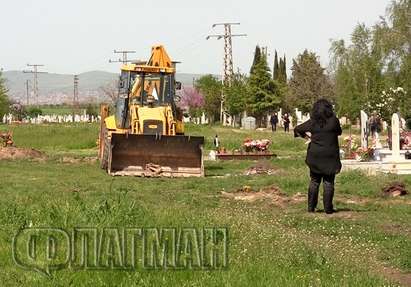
left=294, top=99, right=342, bottom=214
left=283, top=113, right=290, bottom=132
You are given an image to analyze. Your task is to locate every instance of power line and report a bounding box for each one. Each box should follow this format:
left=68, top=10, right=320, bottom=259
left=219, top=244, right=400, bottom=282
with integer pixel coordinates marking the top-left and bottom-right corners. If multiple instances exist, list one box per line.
left=109, top=50, right=136, bottom=64
left=23, top=64, right=47, bottom=107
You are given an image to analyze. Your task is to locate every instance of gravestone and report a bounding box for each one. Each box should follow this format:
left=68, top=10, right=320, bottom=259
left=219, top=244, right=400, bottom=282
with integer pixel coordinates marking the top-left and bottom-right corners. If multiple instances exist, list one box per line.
left=302, top=113, right=310, bottom=123
left=242, top=116, right=256, bottom=130
left=360, top=110, right=368, bottom=149
left=383, top=121, right=388, bottom=131
left=392, top=113, right=401, bottom=160
left=201, top=112, right=208, bottom=124
left=295, top=108, right=303, bottom=125
left=278, top=108, right=283, bottom=127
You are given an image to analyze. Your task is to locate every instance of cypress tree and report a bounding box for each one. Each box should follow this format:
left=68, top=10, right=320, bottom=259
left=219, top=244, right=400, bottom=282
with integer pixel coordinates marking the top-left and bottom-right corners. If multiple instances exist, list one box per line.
left=248, top=51, right=281, bottom=126
left=273, top=50, right=279, bottom=81
left=250, top=46, right=262, bottom=74
left=282, top=55, right=287, bottom=83
left=279, top=57, right=284, bottom=83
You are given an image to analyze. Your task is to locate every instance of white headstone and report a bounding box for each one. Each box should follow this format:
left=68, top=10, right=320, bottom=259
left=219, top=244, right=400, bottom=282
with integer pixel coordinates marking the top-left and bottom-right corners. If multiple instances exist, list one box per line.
left=243, top=117, right=256, bottom=130
left=392, top=113, right=401, bottom=160
left=360, top=110, right=368, bottom=149
left=201, top=113, right=206, bottom=124
left=302, top=113, right=310, bottom=123
left=295, top=108, right=303, bottom=125
left=278, top=109, right=283, bottom=127
left=382, top=121, right=388, bottom=131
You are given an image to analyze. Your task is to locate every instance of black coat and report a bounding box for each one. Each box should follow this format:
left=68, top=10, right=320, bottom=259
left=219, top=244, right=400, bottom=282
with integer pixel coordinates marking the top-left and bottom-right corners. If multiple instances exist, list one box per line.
left=294, top=116, right=342, bottom=175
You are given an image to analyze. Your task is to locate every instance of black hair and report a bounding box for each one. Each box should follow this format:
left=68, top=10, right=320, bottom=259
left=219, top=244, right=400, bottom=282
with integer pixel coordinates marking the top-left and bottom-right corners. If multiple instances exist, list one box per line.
left=310, top=99, right=334, bottom=127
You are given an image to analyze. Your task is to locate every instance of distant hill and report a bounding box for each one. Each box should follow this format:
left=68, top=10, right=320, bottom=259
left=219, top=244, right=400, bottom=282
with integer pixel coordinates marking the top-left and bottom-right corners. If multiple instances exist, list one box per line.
left=2, top=70, right=217, bottom=104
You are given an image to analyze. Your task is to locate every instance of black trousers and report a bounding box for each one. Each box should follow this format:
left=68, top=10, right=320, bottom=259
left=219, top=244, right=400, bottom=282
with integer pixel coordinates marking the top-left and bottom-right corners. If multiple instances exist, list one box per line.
left=308, top=171, right=335, bottom=213
left=271, top=124, right=277, bottom=131
left=284, top=124, right=289, bottom=132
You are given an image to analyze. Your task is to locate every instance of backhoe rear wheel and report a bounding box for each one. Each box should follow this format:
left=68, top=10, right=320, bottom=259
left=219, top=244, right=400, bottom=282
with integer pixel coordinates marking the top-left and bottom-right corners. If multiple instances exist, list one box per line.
left=100, top=127, right=110, bottom=171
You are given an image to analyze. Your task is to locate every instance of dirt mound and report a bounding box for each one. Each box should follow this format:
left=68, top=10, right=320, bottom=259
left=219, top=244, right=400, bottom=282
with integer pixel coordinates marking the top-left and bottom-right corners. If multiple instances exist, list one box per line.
left=0, top=147, right=45, bottom=160
left=382, top=182, right=408, bottom=197
left=244, top=160, right=279, bottom=176
left=221, top=185, right=305, bottom=207
left=61, top=156, right=97, bottom=164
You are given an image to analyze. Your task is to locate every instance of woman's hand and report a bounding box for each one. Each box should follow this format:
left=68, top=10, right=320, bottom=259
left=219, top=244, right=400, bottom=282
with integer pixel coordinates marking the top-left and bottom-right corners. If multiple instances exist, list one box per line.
left=304, top=132, right=311, bottom=144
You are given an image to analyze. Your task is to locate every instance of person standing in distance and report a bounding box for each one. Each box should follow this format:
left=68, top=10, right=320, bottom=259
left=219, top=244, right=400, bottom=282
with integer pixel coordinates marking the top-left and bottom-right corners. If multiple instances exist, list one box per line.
left=270, top=113, right=279, bottom=132
left=294, top=99, right=342, bottom=214
left=283, top=113, right=290, bottom=132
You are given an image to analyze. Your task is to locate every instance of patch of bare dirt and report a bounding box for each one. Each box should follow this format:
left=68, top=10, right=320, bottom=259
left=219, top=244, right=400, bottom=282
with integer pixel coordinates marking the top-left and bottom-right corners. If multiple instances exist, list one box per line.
left=244, top=160, right=280, bottom=176
left=0, top=147, right=45, bottom=160
left=379, top=266, right=411, bottom=287
left=323, top=210, right=363, bottom=219
left=221, top=185, right=305, bottom=207
left=380, top=223, right=411, bottom=239
left=61, top=156, right=97, bottom=164
left=337, top=195, right=371, bottom=206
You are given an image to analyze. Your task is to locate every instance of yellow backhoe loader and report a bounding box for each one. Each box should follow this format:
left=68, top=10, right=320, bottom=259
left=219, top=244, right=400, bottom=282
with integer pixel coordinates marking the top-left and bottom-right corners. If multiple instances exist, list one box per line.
left=98, top=45, right=204, bottom=177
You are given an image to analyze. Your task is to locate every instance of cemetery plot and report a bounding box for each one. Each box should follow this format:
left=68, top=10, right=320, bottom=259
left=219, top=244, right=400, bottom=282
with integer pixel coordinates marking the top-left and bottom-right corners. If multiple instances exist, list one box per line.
left=342, top=110, right=411, bottom=175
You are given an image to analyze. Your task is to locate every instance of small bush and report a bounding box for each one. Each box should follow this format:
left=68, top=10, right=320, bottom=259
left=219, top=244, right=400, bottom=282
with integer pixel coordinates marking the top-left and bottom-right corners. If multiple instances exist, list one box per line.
left=86, top=104, right=98, bottom=117
left=27, top=107, right=43, bottom=118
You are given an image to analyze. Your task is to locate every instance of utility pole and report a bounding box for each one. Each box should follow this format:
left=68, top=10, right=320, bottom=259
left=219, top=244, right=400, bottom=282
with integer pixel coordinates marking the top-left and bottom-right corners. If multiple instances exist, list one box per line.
left=206, top=22, right=246, bottom=123
left=25, top=80, right=31, bottom=105
left=73, top=75, right=79, bottom=109
left=207, top=23, right=246, bottom=85
left=109, top=50, right=136, bottom=64
left=23, top=64, right=47, bottom=107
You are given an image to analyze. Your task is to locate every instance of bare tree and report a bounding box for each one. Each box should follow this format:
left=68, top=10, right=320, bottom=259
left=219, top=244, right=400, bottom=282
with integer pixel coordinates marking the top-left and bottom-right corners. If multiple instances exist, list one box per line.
left=99, top=80, right=119, bottom=102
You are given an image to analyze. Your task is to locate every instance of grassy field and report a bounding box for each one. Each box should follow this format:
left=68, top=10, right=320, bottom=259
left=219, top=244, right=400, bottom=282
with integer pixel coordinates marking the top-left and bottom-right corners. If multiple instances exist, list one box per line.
left=0, top=123, right=410, bottom=286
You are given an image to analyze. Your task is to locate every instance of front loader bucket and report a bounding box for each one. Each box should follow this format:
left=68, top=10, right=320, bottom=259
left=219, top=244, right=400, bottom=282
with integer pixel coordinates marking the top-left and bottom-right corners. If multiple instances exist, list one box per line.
left=108, top=134, right=204, bottom=177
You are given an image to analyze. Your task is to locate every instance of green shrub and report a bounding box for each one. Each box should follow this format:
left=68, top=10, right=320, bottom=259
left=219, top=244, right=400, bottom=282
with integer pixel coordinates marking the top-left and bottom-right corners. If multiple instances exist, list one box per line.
left=86, top=104, right=98, bottom=117
left=26, top=107, right=43, bottom=118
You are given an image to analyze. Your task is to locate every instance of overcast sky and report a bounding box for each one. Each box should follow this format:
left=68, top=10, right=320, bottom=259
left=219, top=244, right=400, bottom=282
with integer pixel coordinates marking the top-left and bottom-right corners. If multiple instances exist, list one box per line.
left=0, top=0, right=390, bottom=75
